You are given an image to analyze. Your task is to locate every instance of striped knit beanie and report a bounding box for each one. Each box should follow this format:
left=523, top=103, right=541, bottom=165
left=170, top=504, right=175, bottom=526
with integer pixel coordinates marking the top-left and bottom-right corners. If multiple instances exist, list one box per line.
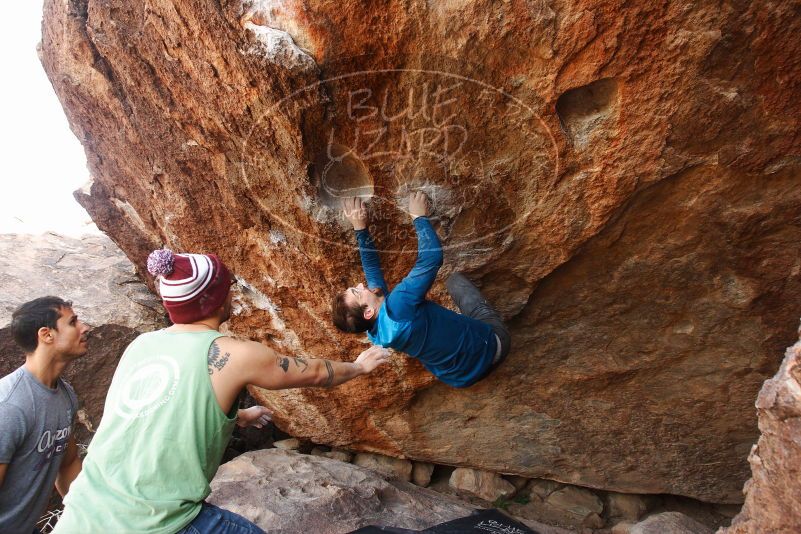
left=146, top=249, right=233, bottom=324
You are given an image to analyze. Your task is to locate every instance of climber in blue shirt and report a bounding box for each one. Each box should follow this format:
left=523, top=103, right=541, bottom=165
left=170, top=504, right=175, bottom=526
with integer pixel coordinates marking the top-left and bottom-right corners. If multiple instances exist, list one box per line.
left=332, top=191, right=511, bottom=388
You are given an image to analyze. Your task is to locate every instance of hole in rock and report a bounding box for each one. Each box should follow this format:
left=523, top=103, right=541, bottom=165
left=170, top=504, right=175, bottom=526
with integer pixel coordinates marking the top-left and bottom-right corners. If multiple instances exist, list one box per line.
left=556, top=78, right=619, bottom=146
left=313, top=144, right=374, bottom=208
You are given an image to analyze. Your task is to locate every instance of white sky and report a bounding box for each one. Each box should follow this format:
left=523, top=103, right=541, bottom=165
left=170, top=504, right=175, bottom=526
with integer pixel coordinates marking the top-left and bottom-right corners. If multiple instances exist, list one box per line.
left=0, top=0, right=99, bottom=236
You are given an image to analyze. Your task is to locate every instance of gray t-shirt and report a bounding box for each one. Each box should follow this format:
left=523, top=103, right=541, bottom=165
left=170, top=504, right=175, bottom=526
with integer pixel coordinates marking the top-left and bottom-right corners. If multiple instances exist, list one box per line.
left=0, top=366, right=77, bottom=534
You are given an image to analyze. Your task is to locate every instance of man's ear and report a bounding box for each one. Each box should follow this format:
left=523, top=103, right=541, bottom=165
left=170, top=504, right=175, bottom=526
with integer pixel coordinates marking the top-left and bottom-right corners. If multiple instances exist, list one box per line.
left=363, top=306, right=375, bottom=320
left=38, top=327, right=53, bottom=345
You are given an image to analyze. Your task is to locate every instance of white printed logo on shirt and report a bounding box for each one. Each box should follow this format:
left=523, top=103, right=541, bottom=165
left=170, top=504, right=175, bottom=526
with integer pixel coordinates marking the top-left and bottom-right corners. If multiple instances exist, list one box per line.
left=33, top=423, right=71, bottom=472
left=114, top=355, right=181, bottom=420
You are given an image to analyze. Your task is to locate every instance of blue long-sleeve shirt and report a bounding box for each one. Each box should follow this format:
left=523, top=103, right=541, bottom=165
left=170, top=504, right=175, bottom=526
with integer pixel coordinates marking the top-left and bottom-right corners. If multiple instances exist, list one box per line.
left=356, top=217, right=496, bottom=388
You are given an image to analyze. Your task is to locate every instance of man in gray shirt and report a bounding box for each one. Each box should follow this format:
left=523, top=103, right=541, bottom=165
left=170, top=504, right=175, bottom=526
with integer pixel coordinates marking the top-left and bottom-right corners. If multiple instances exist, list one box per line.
left=1, top=296, right=88, bottom=533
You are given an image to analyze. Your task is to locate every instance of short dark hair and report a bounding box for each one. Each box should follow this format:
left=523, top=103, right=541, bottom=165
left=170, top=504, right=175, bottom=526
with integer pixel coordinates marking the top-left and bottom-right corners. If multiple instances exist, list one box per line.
left=11, top=296, right=72, bottom=353
left=332, top=291, right=374, bottom=333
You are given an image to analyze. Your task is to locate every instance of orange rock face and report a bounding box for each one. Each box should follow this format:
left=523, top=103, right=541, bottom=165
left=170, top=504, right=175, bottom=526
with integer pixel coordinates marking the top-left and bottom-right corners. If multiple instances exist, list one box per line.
left=40, top=0, right=801, bottom=502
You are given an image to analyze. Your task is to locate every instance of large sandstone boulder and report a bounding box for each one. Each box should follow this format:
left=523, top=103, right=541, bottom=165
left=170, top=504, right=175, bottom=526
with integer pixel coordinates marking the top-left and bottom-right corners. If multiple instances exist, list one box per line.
left=39, top=0, right=801, bottom=502
left=0, top=232, right=167, bottom=443
left=719, top=334, right=801, bottom=533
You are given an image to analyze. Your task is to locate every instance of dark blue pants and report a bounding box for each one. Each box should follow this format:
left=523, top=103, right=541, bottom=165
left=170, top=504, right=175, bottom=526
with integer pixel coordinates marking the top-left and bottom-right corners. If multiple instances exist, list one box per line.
left=176, top=503, right=265, bottom=534
left=445, top=273, right=512, bottom=367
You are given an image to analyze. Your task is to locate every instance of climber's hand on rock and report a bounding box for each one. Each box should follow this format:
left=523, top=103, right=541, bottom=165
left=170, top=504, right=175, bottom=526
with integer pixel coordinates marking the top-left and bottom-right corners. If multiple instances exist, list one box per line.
left=408, top=191, right=430, bottom=220
left=236, top=405, right=273, bottom=429
left=354, top=345, right=391, bottom=374
left=343, top=197, right=368, bottom=231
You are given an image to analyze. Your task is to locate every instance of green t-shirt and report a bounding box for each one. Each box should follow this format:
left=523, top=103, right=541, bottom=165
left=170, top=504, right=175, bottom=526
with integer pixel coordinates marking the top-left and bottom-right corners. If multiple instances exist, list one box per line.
left=54, top=330, right=236, bottom=534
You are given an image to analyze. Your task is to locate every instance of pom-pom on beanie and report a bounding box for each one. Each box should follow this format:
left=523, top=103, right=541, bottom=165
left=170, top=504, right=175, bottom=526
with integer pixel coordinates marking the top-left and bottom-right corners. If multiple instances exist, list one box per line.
left=146, top=248, right=233, bottom=324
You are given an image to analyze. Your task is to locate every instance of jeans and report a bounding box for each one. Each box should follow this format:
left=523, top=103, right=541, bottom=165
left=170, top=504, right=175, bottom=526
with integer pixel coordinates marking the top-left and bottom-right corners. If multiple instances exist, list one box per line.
left=176, top=503, right=265, bottom=534
left=445, top=273, right=512, bottom=369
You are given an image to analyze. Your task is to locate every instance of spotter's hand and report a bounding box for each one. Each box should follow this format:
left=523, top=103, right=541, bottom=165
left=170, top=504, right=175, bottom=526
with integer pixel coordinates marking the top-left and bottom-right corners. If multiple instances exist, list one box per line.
left=236, top=405, right=273, bottom=429
left=343, top=197, right=368, bottom=231
left=354, top=346, right=391, bottom=374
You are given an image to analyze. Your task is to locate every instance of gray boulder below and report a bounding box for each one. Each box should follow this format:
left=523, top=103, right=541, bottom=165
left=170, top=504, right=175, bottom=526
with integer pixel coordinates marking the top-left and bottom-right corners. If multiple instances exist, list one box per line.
left=208, top=449, right=475, bottom=533
left=209, top=449, right=568, bottom=534
left=630, top=512, right=713, bottom=534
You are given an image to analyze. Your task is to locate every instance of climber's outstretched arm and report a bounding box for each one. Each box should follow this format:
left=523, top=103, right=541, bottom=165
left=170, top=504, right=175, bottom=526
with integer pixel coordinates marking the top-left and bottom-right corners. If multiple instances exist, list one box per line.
left=386, top=192, right=443, bottom=319
left=344, top=197, right=388, bottom=294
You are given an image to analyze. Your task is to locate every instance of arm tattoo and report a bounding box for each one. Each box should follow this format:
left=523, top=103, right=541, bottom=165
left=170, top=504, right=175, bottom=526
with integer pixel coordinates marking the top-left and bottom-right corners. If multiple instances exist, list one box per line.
left=293, top=356, right=309, bottom=373
left=323, top=360, right=334, bottom=388
left=277, top=357, right=289, bottom=372
left=207, top=341, right=231, bottom=375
